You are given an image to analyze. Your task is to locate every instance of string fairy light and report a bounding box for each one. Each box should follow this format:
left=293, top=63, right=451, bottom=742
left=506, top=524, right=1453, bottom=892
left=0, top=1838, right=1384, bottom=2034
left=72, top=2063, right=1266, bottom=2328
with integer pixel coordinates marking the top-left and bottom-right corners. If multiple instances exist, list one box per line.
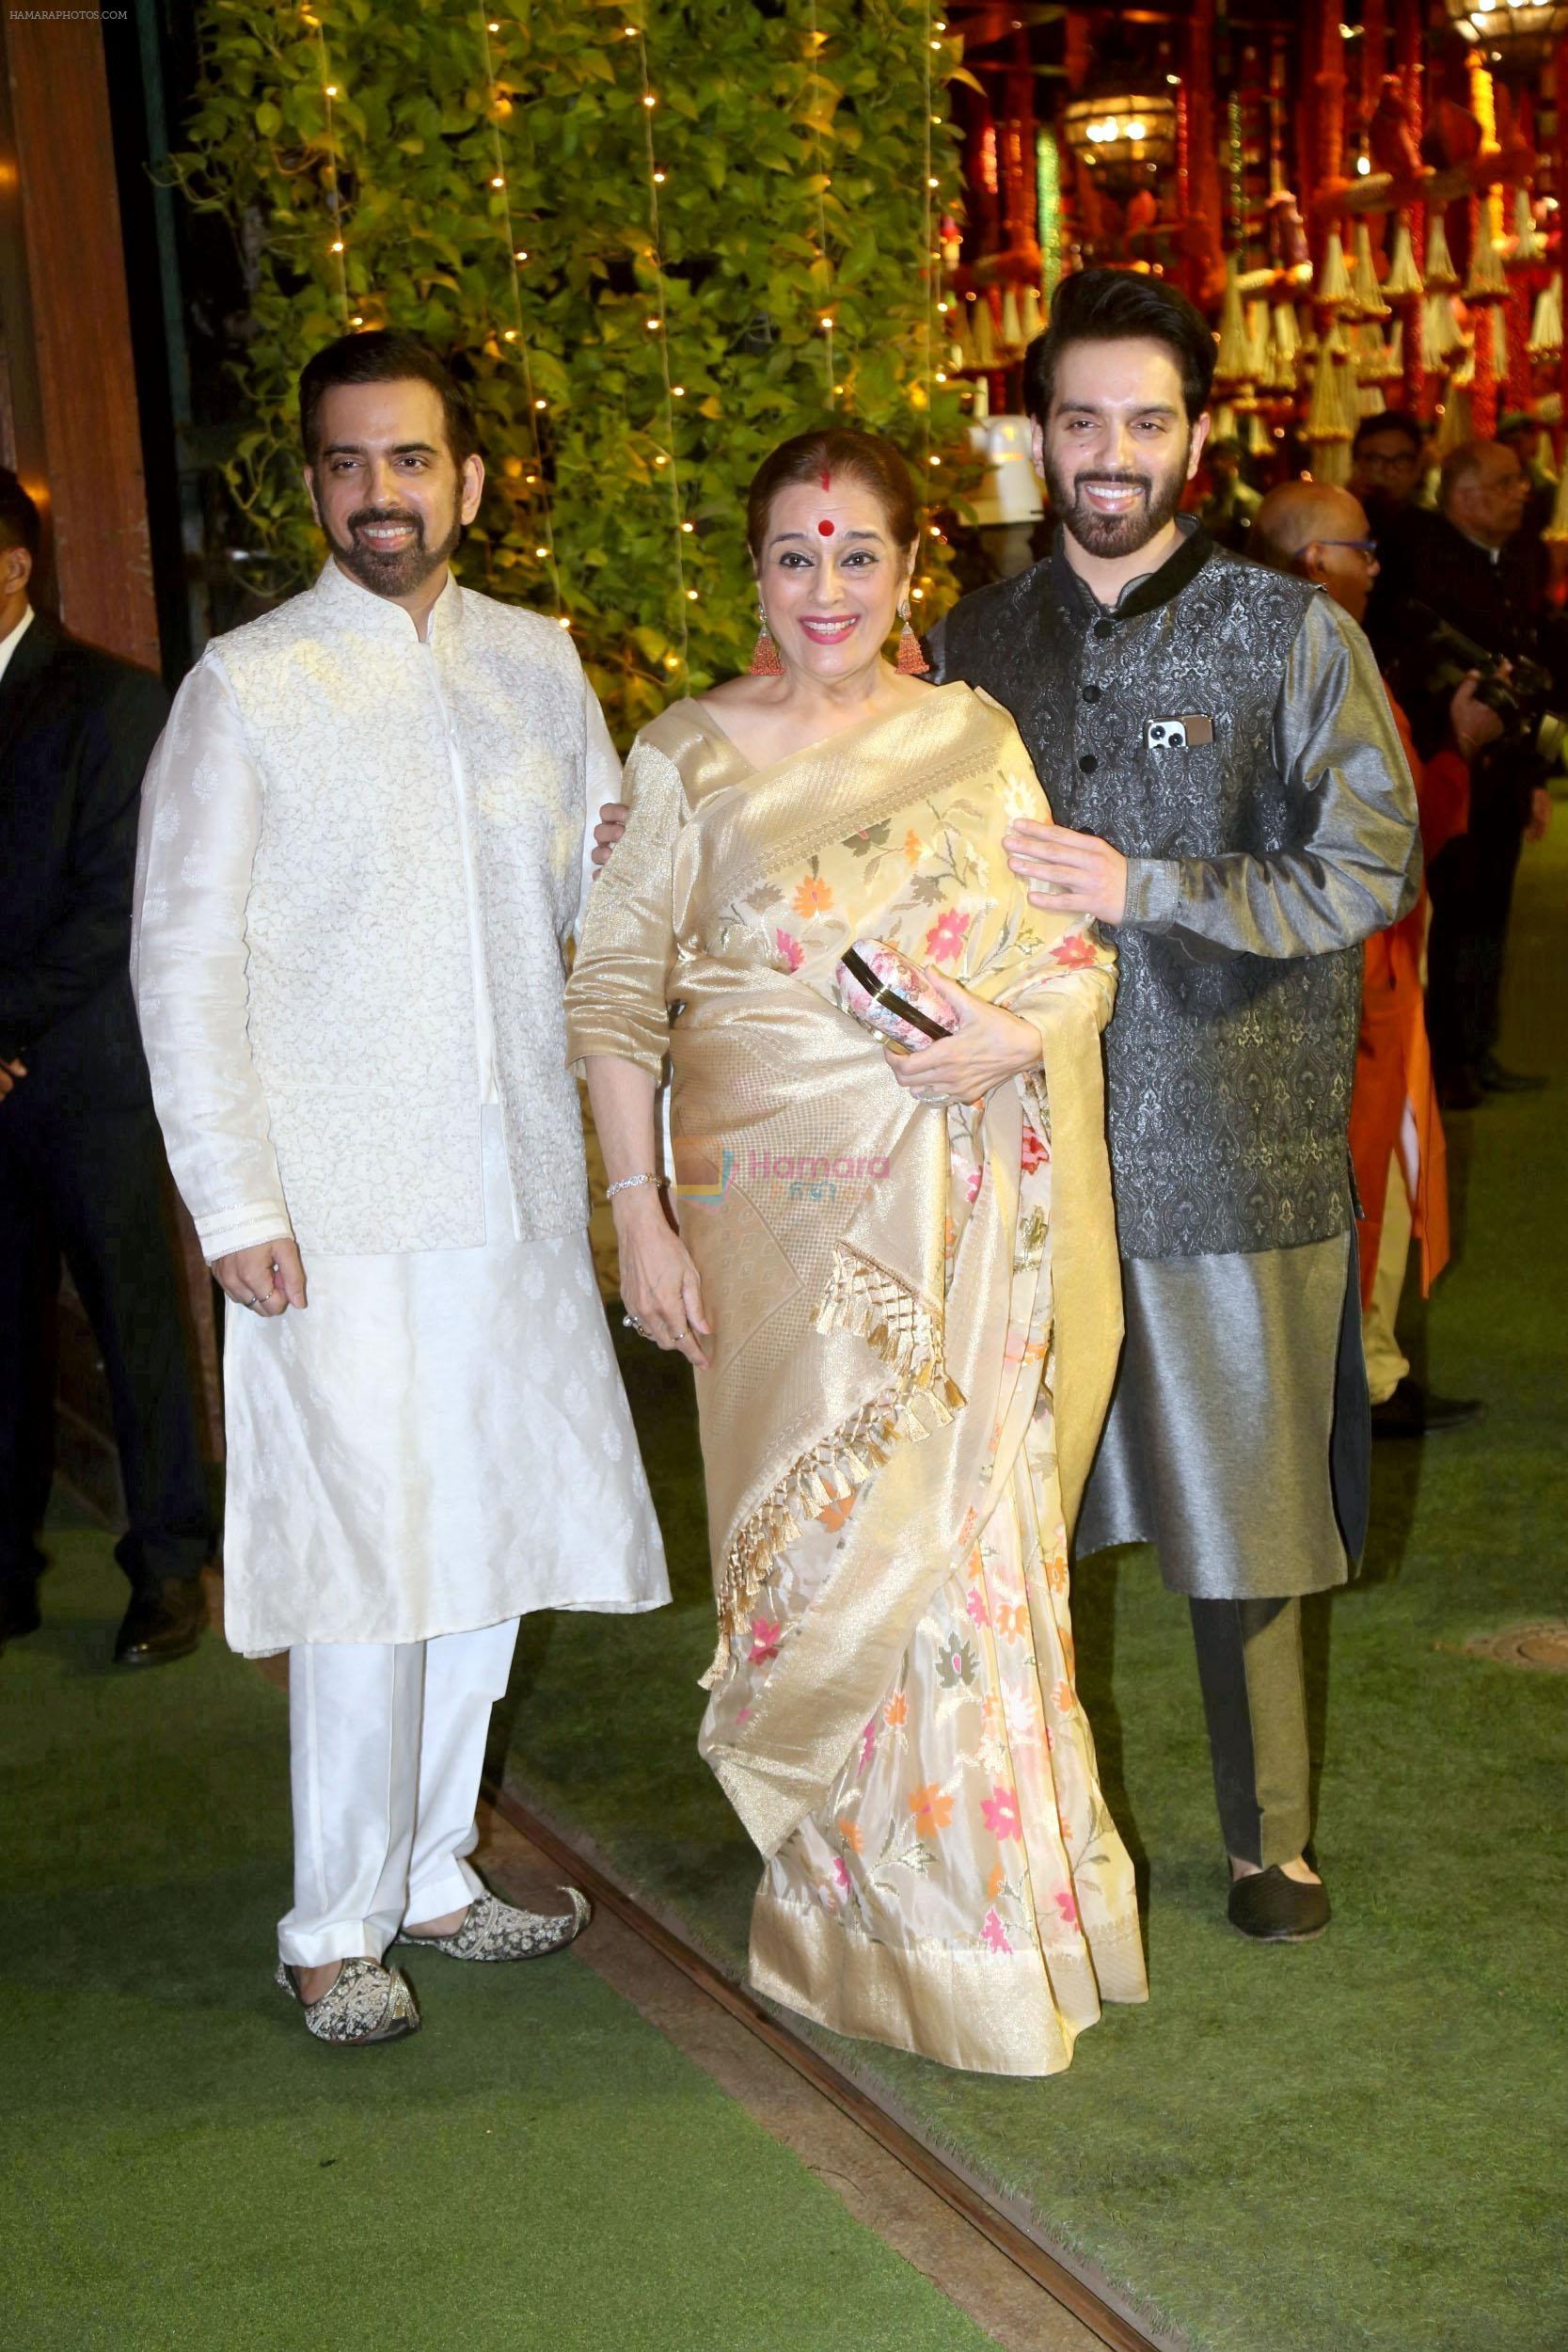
left=919, top=2, right=939, bottom=497
left=904, top=3, right=956, bottom=614
left=626, top=15, right=690, bottom=677
left=474, top=8, right=566, bottom=624
left=805, top=0, right=836, bottom=405
left=301, top=5, right=351, bottom=328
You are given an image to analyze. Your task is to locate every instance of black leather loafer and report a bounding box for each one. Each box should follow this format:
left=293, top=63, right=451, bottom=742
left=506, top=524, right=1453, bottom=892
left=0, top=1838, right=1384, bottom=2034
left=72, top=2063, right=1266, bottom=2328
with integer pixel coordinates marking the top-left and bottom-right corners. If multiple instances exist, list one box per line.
left=1478, top=1054, right=1547, bottom=1095
left=1371, top=1378, right=1485, bottom=1439
left=1228, top=1865, right=1331, bottom=1943
left=113, top=1577, right=208, bottom=1668
left=0, top=1581, right=42, bottom=1653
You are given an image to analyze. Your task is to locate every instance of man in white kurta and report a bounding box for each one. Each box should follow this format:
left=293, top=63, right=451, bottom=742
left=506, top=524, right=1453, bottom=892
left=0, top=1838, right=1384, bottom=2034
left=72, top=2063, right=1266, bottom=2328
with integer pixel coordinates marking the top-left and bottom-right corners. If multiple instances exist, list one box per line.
left=132, top=334, right=667, bottom=2044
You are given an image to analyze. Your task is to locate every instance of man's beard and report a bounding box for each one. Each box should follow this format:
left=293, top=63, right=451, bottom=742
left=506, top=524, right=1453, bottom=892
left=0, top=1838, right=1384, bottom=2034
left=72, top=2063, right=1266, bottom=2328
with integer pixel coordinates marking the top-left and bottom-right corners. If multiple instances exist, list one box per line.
left=324, top=501, right=462, bottom=598
left=1044, top=446, right=1189, bottom=561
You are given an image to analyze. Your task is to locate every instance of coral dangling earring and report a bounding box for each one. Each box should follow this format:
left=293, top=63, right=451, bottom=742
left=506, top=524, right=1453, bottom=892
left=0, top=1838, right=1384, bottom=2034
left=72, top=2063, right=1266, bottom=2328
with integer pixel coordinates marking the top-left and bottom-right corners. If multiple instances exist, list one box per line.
left=895, top=598, right=929, bottom=675
left=750, top=597, right=784, bottom=676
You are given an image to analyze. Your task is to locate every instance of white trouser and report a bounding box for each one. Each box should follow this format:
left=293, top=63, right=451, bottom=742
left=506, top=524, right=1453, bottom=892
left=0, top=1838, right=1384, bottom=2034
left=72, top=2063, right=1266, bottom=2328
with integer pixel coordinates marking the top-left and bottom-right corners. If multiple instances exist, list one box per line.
left=1361, top=1151, right=1414, bottom=1408
left=278, top=1616, right=520, bottom=1968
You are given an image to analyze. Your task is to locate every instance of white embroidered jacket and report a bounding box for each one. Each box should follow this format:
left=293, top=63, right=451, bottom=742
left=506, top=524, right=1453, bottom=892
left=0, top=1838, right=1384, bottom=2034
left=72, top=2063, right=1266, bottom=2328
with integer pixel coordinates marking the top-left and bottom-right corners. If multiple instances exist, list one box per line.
left=132, top=561, right=618, bottom=1259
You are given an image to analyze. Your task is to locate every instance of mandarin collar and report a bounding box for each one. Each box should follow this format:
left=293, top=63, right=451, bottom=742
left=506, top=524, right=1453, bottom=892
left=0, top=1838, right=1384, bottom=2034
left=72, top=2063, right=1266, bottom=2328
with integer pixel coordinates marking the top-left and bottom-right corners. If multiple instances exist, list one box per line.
left=309, top=557, right=463, bottom=644
left=1048, top=515, right=1216, bottom=628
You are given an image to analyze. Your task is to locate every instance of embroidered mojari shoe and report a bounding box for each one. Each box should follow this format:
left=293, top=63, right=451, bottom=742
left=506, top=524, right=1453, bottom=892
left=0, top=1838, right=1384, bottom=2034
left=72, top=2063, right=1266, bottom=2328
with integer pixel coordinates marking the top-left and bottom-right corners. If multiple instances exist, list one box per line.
left=275, top=1957, right=420, bottom=2045
left=397, top=1885, right=591, bottom=1963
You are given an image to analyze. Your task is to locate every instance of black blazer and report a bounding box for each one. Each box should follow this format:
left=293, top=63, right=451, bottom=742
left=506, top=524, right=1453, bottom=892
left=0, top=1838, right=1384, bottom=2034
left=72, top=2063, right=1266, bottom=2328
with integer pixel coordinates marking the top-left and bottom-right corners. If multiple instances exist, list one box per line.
left=0, top=611, right=169, bottom=1096
left=1370, top=511, right=1545, bottom=763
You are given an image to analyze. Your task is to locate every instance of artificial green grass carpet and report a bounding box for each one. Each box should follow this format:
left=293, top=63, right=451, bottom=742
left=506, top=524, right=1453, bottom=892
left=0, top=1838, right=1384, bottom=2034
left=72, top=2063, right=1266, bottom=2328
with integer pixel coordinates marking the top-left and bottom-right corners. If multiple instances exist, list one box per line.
left=0, top=1529, right=1005, bottom=2352
left=500, top=827, right=1568, bottom=2351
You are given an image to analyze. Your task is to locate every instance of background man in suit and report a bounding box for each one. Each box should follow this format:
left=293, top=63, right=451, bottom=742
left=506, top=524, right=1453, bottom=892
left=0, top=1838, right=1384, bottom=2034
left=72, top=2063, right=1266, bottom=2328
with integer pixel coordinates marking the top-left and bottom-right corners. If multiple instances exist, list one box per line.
left=0, top=469, right=211, bottom=1664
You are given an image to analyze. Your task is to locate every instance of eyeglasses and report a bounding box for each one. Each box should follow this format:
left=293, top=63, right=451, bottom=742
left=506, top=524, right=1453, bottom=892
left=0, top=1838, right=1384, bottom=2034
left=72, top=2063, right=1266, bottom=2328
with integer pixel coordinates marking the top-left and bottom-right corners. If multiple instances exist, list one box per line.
left=1315, top=538, right=1379, bottom=558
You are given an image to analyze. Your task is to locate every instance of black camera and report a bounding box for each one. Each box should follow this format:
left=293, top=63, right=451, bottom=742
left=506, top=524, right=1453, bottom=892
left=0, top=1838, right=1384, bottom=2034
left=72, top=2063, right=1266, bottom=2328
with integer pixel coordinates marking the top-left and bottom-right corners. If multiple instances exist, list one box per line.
left=1412, top=605, right=1568, bottom=769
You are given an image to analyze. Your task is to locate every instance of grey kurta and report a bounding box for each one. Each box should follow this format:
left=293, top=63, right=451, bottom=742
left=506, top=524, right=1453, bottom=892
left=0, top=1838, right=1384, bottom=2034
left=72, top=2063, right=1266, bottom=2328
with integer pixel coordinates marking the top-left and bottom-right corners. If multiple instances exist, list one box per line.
left=930, top=523, right=1418, bottom=1598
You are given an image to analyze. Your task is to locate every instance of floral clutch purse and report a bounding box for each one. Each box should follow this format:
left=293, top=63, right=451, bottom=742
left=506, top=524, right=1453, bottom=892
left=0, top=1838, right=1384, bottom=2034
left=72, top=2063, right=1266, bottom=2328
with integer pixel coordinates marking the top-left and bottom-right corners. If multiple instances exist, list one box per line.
left=832, top=937, right=958, bottom=1053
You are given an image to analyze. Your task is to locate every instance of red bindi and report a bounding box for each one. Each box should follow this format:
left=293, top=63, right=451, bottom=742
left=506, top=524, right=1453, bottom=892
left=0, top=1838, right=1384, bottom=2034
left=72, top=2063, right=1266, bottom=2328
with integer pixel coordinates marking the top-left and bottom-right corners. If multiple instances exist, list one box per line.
left=817, top=518, right=835, bottom=536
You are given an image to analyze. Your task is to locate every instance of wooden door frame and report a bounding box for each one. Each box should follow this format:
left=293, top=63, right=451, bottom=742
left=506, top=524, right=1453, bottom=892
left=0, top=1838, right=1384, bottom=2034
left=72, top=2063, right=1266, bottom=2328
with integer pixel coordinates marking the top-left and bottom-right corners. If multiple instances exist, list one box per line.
left=0, top=0, right=223, bottom=1467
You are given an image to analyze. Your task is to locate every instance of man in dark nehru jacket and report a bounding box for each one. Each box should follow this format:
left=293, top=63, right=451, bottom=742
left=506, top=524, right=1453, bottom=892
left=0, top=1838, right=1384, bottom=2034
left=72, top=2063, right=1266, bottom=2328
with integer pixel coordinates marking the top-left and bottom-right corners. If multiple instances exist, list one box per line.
left=0, top=469, right=211, bottom=1665
left=928, top=269, right=1420, bottom=1942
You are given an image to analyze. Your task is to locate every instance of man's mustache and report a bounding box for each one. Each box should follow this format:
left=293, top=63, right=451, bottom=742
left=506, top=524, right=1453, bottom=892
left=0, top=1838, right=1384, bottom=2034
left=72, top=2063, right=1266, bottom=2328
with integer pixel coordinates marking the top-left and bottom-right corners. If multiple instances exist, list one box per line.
left=347, top=508, right=424, bottom=535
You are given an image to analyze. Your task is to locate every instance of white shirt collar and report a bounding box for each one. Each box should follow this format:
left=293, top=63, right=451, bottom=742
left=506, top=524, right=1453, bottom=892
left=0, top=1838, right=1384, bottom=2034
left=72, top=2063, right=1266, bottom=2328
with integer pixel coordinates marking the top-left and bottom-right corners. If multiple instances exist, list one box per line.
left=310, top=558, right=461, bottom=644
left=0, top=603, right=36, bottom=688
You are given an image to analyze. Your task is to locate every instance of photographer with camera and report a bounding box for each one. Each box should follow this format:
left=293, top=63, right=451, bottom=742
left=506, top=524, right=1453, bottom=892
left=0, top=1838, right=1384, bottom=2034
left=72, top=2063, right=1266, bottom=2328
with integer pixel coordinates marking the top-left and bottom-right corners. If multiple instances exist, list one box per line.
left=1370, top=440, right=1556, bottom=1110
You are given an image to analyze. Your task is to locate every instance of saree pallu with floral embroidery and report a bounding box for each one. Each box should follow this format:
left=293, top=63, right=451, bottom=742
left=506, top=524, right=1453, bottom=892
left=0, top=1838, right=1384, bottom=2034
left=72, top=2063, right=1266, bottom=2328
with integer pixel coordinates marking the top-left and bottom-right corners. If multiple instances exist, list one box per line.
left=565, top=682, right=1148, bottom=2075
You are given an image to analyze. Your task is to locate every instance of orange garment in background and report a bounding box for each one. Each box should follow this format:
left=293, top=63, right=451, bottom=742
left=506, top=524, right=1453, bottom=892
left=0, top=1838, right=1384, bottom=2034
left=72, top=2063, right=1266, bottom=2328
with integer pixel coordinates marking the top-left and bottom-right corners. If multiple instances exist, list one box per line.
left=1349, top=690, right=1464, bottom=1311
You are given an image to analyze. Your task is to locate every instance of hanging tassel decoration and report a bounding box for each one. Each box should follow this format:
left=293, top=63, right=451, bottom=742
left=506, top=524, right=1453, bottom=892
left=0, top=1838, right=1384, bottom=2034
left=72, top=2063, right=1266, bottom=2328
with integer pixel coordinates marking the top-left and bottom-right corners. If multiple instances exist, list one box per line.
left=1383, top=215, right=1425, bottom=302
left=1268, top=299, right=1301, bottom=394
left=1511, top=187, right=1544, bottom=267
left=1542, top=453, right=1568, bottom=544
left=1528, top=273, right=1562, bottom=361
left=1212, top=255, right=1254, bottom=388
left=1465, top=207, right=1510, bottom=303
left=1244, top=300, right=1270, bottom=385
left=1315, top=230, right=1354, bottom=311
left=1351, top=223, right=1390, bottom=321
left=1423, top=215, right=1461, bottom=292
left=1434, top=384, right=1475, bottom=457
left=972, top=295, right=996, bottom=369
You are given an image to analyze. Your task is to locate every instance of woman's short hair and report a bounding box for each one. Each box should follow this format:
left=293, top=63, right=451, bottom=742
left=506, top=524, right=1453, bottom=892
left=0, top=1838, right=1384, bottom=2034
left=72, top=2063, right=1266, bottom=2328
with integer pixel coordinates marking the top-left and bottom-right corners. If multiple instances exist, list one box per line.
left=1022, top=267, right=1214, bottom=428
left=298, top=329, right=480, bottom=469
left=746, top=429, right=919, bottom=560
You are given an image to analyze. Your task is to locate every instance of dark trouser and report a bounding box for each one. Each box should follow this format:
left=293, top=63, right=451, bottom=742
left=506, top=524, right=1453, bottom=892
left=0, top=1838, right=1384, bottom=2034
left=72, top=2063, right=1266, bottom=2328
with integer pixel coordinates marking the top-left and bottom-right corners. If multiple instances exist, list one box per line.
left=1425, top=767, right=1532, bottom=1080
left=1189, top=1597, right=1310, bottom=1868
left=0, top=1073, right=210, bottom=1601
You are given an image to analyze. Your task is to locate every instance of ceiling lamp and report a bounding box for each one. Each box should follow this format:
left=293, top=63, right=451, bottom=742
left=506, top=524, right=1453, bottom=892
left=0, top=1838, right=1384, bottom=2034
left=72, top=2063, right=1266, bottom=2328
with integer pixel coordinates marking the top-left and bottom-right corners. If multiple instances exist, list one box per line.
left=1442, top=1, right=1568, bottom=62
left=1061, top=92, right=1177, bottom=192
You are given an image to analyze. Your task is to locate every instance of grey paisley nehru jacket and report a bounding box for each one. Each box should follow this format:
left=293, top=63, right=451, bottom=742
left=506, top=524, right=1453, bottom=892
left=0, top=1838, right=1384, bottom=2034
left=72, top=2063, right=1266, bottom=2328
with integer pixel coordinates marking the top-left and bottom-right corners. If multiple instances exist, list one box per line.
left=927, top=525, right=1420, bottom=1262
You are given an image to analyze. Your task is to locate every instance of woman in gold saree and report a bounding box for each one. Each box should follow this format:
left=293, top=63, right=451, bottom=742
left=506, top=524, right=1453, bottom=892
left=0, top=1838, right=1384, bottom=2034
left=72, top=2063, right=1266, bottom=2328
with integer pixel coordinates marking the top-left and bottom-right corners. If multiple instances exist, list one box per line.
left=566, top=430, right=1146, bottom=2075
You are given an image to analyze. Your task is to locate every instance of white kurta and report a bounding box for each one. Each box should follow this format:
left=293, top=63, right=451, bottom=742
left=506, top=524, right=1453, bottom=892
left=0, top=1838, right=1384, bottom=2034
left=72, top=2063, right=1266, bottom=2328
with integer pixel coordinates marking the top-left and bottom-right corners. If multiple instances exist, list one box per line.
left=224, top=1104, right=667, bottom=1655
left=140, top=569, right=668, bottom=1655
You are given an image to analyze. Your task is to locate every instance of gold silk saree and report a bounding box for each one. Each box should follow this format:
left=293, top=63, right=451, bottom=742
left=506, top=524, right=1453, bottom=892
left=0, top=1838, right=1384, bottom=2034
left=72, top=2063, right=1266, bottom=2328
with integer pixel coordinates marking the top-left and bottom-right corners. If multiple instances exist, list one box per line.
left=566, top=681, right=1147, bottom=2075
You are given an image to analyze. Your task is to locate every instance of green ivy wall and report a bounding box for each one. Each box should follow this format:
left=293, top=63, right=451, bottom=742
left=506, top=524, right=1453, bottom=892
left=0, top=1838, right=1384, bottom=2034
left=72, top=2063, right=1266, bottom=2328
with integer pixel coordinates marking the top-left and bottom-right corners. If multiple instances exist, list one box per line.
left=173, top=0, right=967, bottom=739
